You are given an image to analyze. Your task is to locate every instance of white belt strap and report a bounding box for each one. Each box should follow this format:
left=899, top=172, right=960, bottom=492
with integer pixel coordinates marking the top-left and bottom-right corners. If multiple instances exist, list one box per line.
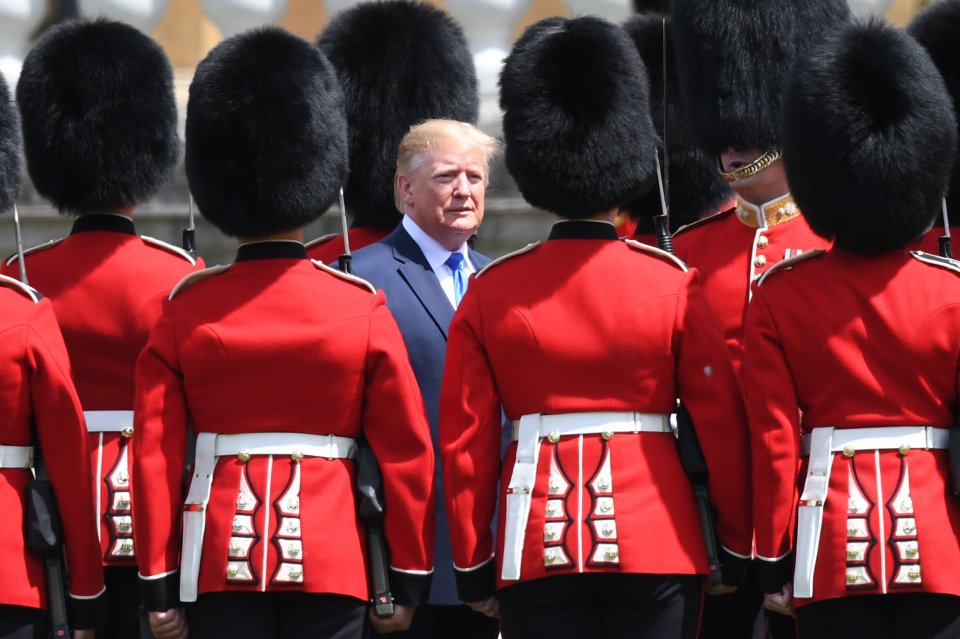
left=502, top=411, right=670, bottom=581
left=794, top=427, right=834, bottom=599
left=84, top=410, right=134, bottom=433
left=800, top=426, right=949, bottom=457
left=179, top=432, right=358, bottom=602
left=0, top=445, right=33, bottom=469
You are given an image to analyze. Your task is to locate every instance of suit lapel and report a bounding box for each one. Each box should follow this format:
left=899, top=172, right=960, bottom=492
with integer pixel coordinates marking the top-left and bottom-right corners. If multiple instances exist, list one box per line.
left=390, top=227, right=455, bottom=339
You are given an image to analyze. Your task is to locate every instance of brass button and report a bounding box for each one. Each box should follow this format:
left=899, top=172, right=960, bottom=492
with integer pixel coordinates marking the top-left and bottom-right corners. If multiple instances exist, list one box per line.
left=121, top=428, right=134, bottom=439
left=545, top=530, right=557, bottom=541
left=906, top=547, right=919, bottom=558
left=548, top=480, right=561, bottom=494
left=289, top=571, right=303, bottom=580
left=602, top=524, right=614, bottom=537
left=900, top=499, right=913, bottom=511
left=600, top=431, right=613, bottom=441
left=843, top=446, right=855, bottom=458
left=848, top=501, right=859, bottom=514
left=909, top=569, right=921, bottom=580
left=118, top=498, right=130, bottom=509
left=237, top=497, right=248, bottom=508
left=291, top=451, right=304, bottom=462
left=600, top=501, right=613, bottom=513
left=121, top=541, right=133, bottom=552
left=846, top=550, right=859, bottom=560
left=604, top=550, right=619, bottom=560
left=227, top=568, right=239, bottom=578
left=237, top=451, right=251, bottom=463
left=232, top=522, right=243, bottom=532
left=904, top=523, right=916, bottom=534
left=899, top=444, right=910, bottom=456
left=846, top=573, right=859, bottom=584
left=230, top=544, right=241, bottom=554
left=290, top=547, right=301, bottom=557
left=847, top=526, right=859, bottom=535
left=547, top=432, right=560, bottom=444
left=757, top=235, right=769, bottom=248
left=754, top=255, right=767, bottom=267
left=117, top=473, right=128, bottom=485
left=545, top=550, right=557, bottom=564
left=287, top=498, right=300, bottom=511
left=597, top=478, right=610, bottom=490
left=287, top=522, right=300, bottom=533
left=119, top=521, right=132, bottom=532
left=546, top=504, right=558, bottom=516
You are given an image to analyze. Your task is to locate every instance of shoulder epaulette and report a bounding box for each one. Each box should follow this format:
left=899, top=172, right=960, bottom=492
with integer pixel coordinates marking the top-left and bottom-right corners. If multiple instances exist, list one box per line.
left=140, top=236, right=198, bottom=265
left=672, top=208, right=735, bottom=238
left=757, top=249, right=827, bottom=287
left=910, top=251, right=960, bottom=276
left=476, top=241, right=543, bottom=278
left=4, top=238, right=64, bottom=266
left=0, top=274, right=40, bottom=302
left=168, top=265, right=230, bottom=299
left=623, top=239, right=689, bottom=272
left=311, top=260, right=377, bottom=293
left=304, top=233, right=339, bottom=250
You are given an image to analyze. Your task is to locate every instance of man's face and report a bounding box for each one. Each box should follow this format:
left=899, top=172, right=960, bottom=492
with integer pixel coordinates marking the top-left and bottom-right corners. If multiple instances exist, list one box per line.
left=719, top=147, right=788, bottom=204
left=398, top=141, right=486, bottom=251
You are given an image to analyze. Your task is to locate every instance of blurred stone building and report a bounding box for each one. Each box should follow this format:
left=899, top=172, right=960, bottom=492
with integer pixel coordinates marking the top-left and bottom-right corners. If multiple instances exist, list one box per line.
left=0, top=0, right=937, bottom=263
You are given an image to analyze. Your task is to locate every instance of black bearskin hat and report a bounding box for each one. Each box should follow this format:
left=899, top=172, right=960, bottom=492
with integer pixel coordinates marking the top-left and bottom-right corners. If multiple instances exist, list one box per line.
left=16, top=19, right=178, bottom=214
left=622, top=13, right=732, bottom=231
left=909, top=0, right=960, bottom=224
left=634, top=0, right=670, bottom=12
left=318, top=0, right=478, bottom=230
left=782, top=20, right=956, bottom=255
left=186, top=27, right=348, bottom=238
left=0, top=74, right=20, bottom=214
left=671, top=0, right=849, bottom=158
left=500, top=16, right=658, bottom=219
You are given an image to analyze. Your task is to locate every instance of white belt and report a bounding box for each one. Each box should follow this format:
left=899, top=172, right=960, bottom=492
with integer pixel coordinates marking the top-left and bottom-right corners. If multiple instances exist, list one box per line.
left=180, top=432, right=357, bottom=602
left=84, top=410, right=134, bottom=433
left=0, top=445, right=33, bottom=469
left=794, top=426, right=949, bottom=599
left=502, top=412, right=670, bottom=581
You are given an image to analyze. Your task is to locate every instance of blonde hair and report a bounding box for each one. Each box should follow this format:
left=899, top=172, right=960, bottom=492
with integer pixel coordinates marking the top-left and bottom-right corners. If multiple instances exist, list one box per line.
left=394, top=119, right=501, bottom=211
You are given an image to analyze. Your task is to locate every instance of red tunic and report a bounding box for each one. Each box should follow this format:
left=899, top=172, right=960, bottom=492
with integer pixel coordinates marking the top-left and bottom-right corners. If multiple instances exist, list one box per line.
left=132, top=242, right=435, bottom=610
left=673, top=195, right=830, bottom=377
left=440, top=221, right=752, bottom=600
left=305, top=227, right=391, bottom=264
left=0, top=277, right=104, bottom=616
left=1, top=213, right=202, bottom=566
left=746, top=248, right=960, bottom=606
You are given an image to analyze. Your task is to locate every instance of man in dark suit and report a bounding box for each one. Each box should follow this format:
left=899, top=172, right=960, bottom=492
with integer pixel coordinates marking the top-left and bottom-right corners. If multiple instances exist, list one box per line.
left=352, top=119, right=501, bottom=639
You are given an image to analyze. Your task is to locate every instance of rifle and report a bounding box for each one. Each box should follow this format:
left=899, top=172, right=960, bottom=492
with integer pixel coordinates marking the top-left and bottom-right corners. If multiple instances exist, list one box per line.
left=337, top=187, right=395, bottom=617
left=653, top=17, right=723, bottom=585
left=13, top=204, right=72, bottom=635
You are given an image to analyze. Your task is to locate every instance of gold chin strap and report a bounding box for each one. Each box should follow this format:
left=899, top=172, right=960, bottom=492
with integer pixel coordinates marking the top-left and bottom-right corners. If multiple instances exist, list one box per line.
left=718, top=149, right=782, bottom=183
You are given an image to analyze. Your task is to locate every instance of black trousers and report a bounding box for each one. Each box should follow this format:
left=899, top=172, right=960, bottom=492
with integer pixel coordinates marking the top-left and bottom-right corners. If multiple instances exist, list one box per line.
left=498, top=573, right=702, bottom=639
left=187, top=591, right=366, bottom=639
left=99, top=566, right=152, bottom=639
left=796, top=593, right=960, bottom=639
left=698, top=561, right=797, bottom=639
left=371, top=604, right=499, bottom=639
left=0, top=605, right=45, bottom=639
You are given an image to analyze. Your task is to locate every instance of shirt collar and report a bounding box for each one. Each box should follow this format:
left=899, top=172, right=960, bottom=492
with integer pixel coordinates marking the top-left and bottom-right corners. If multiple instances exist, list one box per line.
left=402, top=216, right=469, bottom=270
left=548, top=219, right=620, bottom=240
left=735, top=193, right=801, bottom=230
left=235, top=240, right=308, bottom=262
left=70, top=213, right=136, bottom=236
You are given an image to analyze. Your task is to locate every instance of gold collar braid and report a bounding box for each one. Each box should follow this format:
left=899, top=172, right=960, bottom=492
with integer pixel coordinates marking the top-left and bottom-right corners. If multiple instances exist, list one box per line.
left=736, top=194, right=801, bottom=229
left=718, top=149, right=782, bottom=182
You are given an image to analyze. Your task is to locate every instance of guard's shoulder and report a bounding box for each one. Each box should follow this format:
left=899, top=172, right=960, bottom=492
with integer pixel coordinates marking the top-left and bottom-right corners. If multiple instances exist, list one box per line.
left=311, top=260, right=377, bottom=294
left=476, top=241, right=543, bottom=278
left=140, top=236, right=198, bottom=265
left=304, top=233, right=339, bottom=250
left=757, top=249, right=827, bottom=287
left=4, top=238, right=65, bottom=266
left=168, top=265, right=230, bottom=300
left=910, top=251, right=960, bottom=277
left=0, top=274, right=40, bottom=303
left=672, top=208, right=735, bottom=238
left=623, top=239, right=689, bottom=272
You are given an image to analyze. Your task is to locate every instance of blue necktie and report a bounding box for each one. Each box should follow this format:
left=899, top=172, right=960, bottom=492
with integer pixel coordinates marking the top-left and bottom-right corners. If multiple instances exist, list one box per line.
left=445, top=252, right=467, bottom=307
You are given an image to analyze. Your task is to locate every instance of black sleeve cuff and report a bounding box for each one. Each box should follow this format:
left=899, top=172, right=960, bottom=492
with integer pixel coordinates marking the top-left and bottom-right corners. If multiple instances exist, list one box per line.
left=389, top=569, right=433, bottom=606
left=68, top=592, right=105, bottom=630
left=719, top=547, right=751, bottom=587
left=454, top=559, right=496, bottom=603
left=756, top=553, right=794, bottom=594
left=140, top=572, right=180, bottom=612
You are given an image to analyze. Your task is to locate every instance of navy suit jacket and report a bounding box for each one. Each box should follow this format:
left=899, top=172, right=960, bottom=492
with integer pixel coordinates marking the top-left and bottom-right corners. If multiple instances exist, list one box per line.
left=351, top=224, right=491, bottom=605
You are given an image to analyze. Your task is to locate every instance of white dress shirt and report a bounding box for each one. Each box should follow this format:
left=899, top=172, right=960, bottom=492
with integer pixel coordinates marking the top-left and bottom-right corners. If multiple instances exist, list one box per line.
left=402, top=216, right=475, bottom=308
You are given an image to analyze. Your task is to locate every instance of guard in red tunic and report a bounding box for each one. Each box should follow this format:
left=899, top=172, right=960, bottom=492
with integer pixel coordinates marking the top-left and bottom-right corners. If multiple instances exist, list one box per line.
left=440, top=17, right=751, bottom=639
left=0, top=71, right=103, bottom=639
left=132, top=28, right=435, bottom=639
left=306, top=1, right=479, bottom=264
left=910, top=1, right=960, bottom=258
left=747, top=20, right=960, bottom=638
left=669, top=2, right=850, bottom=637
left=0, top=19, right=201, bottom=639
left=621, top=12, right=735, bottom=247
